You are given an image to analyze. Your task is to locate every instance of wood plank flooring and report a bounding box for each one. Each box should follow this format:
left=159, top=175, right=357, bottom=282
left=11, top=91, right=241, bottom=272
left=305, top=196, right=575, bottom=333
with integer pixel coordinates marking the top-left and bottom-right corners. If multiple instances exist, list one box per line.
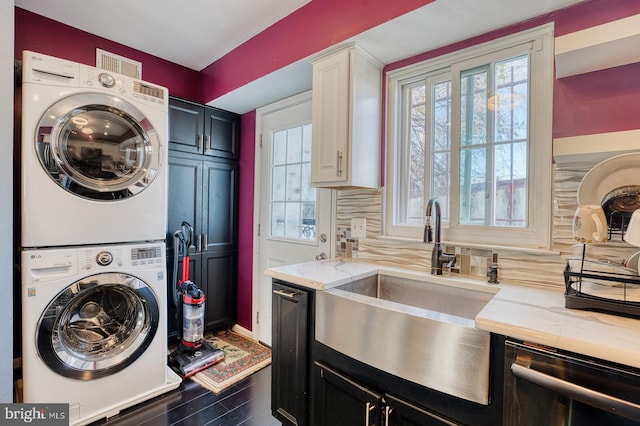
left=91, top=365, right=279, bottom=426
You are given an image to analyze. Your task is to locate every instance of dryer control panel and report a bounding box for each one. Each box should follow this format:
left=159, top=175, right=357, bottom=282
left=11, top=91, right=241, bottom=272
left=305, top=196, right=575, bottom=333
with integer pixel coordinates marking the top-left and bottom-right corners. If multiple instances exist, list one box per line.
left=22, top=50, right=168, bottom=112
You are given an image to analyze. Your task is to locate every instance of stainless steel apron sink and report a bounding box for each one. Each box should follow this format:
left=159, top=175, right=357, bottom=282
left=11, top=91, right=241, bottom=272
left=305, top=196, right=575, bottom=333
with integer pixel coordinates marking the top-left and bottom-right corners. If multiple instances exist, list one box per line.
left=315, top=273, right=497, bottom=404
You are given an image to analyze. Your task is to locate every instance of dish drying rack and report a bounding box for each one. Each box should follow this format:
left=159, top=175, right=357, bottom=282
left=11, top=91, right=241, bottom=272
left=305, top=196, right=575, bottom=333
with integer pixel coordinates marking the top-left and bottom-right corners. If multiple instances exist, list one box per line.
left=565, top=245, right=640, bottom=319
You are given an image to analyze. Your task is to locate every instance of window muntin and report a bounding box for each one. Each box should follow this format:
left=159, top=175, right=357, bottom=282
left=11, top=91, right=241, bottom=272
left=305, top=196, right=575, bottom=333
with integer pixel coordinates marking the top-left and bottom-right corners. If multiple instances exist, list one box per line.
left=385, top=25, right=553, bottom=249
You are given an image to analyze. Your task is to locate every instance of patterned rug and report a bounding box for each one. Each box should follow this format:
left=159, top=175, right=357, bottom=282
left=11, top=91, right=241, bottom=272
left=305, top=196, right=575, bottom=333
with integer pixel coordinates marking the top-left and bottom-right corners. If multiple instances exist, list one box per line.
left=190, top=330, right=271, bottom=394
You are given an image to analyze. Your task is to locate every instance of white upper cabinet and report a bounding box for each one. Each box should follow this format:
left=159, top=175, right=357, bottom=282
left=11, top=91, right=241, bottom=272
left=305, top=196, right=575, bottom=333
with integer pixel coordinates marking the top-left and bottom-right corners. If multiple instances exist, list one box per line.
left=311, top=44, right=381, bottom=188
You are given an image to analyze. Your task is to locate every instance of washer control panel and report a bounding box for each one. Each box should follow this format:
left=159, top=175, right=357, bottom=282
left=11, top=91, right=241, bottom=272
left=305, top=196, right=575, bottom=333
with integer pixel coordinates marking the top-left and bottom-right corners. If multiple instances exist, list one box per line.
left=79, top=243, right=164, bottom=271
left=22, top=243, right=165, bottom=283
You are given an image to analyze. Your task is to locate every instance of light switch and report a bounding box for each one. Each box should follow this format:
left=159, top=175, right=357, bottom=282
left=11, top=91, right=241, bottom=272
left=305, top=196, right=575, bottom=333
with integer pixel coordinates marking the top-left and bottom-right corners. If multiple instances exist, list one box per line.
left=351, top=218, right=366, bottom=238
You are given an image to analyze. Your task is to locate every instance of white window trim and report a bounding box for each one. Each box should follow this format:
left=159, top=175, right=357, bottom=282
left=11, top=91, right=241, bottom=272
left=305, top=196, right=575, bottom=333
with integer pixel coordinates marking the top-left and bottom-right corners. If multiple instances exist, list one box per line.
left=384, top=23, right=554, bottom=250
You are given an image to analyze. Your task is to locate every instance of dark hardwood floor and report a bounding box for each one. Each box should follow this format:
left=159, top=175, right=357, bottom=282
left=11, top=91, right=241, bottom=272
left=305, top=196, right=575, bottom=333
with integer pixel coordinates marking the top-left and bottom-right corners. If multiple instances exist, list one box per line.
left=91, top=365, right=279, bottom=426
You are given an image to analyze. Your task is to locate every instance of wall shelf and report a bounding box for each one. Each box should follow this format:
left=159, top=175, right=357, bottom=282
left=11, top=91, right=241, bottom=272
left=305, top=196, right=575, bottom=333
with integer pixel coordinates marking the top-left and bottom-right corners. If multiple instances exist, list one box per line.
left=555, top=14, right=640, bottom=78
left=553, top=129, right=640, bottom=164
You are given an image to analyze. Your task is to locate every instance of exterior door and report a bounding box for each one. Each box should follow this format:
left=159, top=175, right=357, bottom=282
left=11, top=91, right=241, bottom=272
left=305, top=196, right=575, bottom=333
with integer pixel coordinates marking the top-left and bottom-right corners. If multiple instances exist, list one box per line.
left=255, top=92, right=333, bottom=345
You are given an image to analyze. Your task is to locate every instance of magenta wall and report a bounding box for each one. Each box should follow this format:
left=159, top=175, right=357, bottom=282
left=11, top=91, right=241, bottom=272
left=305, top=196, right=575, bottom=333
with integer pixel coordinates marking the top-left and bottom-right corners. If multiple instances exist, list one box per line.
left=198, top=0, right=436, bottom=104
left=237, top=111, right=256, bottom=329
left=15, top=8, right=200, bottom=100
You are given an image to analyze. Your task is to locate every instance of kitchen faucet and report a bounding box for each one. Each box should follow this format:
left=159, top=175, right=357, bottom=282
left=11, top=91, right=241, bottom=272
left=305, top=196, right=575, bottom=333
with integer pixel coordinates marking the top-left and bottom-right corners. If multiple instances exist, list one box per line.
left=424, top=198, right=457, bottom=275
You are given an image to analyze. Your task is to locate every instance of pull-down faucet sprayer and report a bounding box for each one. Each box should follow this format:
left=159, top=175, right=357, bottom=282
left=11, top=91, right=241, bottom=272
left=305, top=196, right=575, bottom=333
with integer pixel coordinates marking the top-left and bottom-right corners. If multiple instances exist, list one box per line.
left=424, top=198, right=456, bottom=275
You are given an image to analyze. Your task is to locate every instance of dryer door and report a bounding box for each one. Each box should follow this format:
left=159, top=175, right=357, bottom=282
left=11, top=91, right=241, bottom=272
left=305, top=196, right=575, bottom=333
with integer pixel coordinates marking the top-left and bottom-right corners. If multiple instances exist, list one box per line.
left=36, top=272, right=159, bottom=380
left=34, top=93, right=162, bottom=200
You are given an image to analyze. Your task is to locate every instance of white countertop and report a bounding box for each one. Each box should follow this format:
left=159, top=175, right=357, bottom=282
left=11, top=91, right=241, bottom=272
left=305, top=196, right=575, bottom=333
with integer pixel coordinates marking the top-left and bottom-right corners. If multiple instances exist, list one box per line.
left=266, top=259, right=640, bottom=369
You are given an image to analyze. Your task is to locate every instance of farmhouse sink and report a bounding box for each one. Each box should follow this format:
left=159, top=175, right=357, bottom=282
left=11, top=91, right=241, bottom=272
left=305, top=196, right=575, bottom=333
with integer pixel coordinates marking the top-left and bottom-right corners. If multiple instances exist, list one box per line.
left=315, top=273, right=497, bottom=404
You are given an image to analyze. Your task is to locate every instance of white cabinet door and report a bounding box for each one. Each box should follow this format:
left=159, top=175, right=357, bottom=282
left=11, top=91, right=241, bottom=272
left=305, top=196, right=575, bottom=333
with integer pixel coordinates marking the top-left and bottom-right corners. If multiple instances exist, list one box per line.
left=311, top=45, right=381, bottom=189
left=311, top=48, right=350, bottom=185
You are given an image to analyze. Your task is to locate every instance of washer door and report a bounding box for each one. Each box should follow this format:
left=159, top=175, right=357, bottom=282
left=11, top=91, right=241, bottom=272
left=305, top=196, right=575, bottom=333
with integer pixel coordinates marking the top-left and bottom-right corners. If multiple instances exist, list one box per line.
left=36, top=272, right=159, bottom=380
left=34, top=93, right=162, bottom=200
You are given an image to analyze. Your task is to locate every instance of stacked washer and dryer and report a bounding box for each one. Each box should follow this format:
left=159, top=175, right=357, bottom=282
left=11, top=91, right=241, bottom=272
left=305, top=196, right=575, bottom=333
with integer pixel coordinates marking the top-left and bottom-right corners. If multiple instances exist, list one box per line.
left=20, top=51, right=181, bottom=425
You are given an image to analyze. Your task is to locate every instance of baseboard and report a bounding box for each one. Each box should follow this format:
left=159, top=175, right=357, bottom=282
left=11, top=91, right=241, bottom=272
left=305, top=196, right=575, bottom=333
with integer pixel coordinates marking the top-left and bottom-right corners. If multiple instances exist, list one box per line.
left=231, top=324, right=254, bottom=340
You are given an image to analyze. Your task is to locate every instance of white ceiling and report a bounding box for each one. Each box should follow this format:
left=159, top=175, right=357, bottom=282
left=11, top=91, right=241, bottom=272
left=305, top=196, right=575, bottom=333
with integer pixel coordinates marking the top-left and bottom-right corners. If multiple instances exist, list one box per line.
left=15, top=0, right=312, bottom=71
left=15, top=0, right=586, bottom=113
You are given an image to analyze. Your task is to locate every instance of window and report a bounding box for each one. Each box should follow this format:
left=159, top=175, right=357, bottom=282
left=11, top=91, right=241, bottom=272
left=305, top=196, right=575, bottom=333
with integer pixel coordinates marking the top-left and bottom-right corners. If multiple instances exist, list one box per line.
left=270, top=123, right=317, bottom=241
left=386, top=25, right=553, bottom=250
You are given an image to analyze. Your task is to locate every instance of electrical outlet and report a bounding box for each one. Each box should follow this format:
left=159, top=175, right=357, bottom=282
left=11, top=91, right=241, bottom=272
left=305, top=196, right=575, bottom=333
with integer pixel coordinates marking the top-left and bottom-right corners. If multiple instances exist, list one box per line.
left=351, top=218, right=366, bottom=238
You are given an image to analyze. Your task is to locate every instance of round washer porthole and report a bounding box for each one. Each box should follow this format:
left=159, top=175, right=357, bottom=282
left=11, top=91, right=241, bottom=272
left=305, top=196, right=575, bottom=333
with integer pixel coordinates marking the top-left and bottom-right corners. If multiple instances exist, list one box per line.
left=34, top=93, right=162, bottom=201
left=36, top=273, right=159, bottom=380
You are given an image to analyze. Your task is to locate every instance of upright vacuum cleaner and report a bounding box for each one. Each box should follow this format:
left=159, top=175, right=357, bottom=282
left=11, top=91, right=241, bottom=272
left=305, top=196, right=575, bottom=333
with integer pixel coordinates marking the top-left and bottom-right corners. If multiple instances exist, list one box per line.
left=168, top=222, right=225, bottom=378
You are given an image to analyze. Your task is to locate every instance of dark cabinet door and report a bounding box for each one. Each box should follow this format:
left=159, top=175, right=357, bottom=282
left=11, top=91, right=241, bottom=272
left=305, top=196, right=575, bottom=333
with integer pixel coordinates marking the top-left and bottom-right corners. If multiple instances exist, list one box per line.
left=169, top=97, right=240, bottom=159
left=201, top=250, right=237, bottom=331
left=202, top=159, right=238, bottom=252
left=166, top=154, right=202, bottom=248
left=204, top=107, right=240, bottom=159
left=272, top=282, right=310, bottom=426
left=313, top=362, right=382, bottom=426
left=168, top=98, right=205, bottom=155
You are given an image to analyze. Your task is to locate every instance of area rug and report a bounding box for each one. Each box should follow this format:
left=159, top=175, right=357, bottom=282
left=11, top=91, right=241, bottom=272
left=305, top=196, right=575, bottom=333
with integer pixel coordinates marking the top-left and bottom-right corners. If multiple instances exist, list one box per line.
left=190, top=330, right=271, bottom=394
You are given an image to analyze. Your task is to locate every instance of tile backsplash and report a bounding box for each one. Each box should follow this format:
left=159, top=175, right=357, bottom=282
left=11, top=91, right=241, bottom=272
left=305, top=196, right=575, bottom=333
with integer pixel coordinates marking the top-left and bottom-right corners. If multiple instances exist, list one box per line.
left=334, top=161, right=639, bottom=289
left=335, top=226, right=359, bottom=258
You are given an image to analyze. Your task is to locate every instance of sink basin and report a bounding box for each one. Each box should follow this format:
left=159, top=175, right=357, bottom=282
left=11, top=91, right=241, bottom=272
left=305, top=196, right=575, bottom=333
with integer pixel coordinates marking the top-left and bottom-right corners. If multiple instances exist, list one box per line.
left=336, top=273, right=494, bottom=321
left=315, top=273, right=496, bottom=404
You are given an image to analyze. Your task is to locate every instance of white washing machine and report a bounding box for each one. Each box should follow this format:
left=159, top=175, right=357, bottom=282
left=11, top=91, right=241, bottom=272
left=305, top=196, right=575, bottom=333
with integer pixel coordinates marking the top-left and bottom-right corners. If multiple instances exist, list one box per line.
left=21, top=50, right=169, bottom=248
left=21, top=242, right=181, bottom=425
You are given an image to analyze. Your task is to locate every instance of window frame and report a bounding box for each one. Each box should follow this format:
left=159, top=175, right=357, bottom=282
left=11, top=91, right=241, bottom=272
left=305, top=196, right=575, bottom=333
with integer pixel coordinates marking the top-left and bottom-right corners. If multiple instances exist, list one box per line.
left=384, top=24, right=554, bottom=250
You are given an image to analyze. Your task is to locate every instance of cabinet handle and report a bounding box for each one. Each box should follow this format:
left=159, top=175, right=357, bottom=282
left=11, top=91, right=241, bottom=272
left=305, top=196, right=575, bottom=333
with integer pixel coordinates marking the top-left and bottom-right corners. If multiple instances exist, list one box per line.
left=196, top=234, right=202, bottom=252
left=205, top=135, right=211, bottom=151
left=365, top=401, right=376, bottom=426
left=336, top=150, right=343, bottom=177
left=198, top=134, right=204, bottom=150
left=273, top=289, right=298, bottom=301
left=384, top=406, right=392, bottom=425
left=203, top=234, right=208, bottom=250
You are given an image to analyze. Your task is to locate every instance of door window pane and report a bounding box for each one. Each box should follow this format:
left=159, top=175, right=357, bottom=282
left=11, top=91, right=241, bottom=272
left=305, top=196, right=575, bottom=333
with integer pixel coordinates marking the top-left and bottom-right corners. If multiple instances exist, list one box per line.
left=270, top=124, right=317, bottom=241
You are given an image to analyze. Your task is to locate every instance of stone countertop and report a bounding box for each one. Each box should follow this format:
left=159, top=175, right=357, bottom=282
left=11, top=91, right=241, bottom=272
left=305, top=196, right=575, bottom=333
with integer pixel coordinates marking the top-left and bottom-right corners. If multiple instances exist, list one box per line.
left=265, top=258, right=640, bottom=369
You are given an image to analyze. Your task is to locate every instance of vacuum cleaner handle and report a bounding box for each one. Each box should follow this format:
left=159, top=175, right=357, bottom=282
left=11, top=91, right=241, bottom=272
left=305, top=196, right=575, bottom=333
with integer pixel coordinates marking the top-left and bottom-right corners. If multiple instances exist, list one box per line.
left=180, top=221, right=194, bottom=283
left=180, top=221, right=194, bottom=251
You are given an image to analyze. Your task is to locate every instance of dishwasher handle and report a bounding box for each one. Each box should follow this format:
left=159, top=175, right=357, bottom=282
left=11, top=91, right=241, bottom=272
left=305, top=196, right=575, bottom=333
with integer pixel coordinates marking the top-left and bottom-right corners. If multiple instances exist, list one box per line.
left=511, top=362, right=640, bottom=421
left=273, top=288, right=299, bottom=301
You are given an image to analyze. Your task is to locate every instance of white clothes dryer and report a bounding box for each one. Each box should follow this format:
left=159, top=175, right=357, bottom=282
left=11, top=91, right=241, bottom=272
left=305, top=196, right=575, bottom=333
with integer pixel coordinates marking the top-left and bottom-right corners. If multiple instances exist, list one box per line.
left=21, top=51, right=169, bottom=247
left=21, top=242, right=181, bottom=426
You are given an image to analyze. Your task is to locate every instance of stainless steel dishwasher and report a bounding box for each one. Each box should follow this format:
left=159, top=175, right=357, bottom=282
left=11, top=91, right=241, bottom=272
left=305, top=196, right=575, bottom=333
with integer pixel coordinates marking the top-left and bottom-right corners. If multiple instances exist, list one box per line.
left=504, top=339, right=640, bottom=425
